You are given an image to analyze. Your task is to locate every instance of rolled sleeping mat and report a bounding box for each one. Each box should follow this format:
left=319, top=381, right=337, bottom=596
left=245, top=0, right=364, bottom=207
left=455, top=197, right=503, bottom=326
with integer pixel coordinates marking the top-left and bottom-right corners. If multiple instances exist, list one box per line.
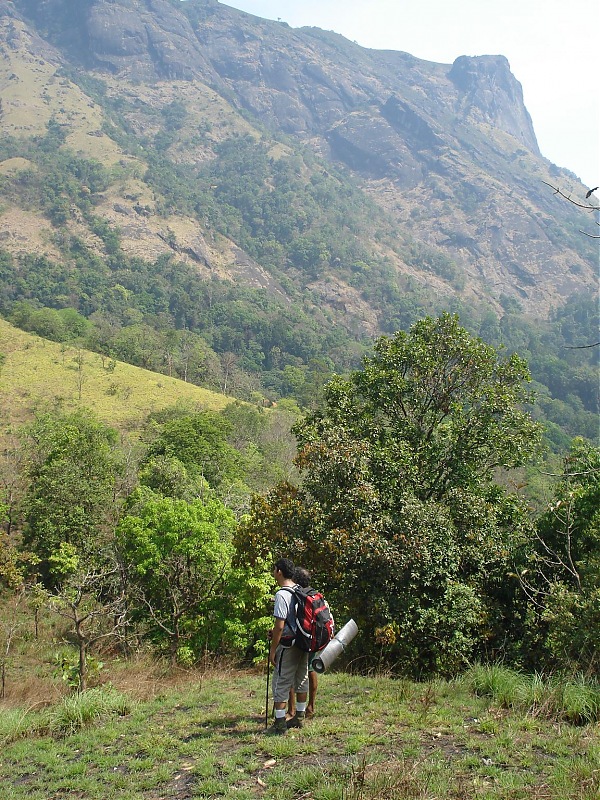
left=312, top=618, right=358, bottom=673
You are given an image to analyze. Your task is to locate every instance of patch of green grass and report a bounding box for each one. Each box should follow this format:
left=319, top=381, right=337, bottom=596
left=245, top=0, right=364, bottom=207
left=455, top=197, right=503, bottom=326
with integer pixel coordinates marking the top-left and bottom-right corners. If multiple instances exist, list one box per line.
left=560, top=676, right=600, bottom=725
left=465, top=664, right=600, bottom=724
left=44, top=686, right=132, bottom=736
left=0, top=686, right=132, bottom=744
left=0, top=670, right=599, bottom=799
left=0, top=707, right=32, bottom=742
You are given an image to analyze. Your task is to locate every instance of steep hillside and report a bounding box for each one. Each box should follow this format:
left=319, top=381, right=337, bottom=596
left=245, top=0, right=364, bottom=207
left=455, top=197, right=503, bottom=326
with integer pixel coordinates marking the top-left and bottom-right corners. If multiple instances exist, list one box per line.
left=1, top=0, right=595, bottom=315
left=0, top=318, right=230, bottom=431
left=0, top=0, right=597, bottom=443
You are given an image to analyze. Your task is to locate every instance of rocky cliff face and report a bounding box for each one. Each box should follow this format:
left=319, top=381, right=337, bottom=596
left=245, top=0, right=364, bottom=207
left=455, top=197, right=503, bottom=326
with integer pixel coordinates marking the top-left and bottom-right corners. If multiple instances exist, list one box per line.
left=10, top=0, right=217, bottom=80
left=11, top=0, right=539, bottom=152
left=2, top=0, right=596, bottom=320
left=448, top=55, right=539, bottom=154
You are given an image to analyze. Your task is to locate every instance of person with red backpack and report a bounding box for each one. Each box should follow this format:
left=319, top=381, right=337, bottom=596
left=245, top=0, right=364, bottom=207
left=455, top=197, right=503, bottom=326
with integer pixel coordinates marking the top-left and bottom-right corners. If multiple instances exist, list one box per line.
left=268, top=558, right=309, bottom=734
left=287, top=566, right=333, bottom=722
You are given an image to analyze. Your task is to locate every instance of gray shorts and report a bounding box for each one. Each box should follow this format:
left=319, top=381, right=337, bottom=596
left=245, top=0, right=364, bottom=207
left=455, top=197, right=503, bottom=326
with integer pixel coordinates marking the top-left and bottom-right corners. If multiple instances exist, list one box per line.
left=272, top=645, right=309, bottom=703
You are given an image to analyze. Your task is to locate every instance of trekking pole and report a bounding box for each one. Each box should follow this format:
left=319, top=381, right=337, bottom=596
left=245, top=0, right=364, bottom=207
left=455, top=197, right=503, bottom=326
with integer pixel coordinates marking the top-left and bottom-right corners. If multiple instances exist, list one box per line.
left=265, top=648, right=271, bottom=729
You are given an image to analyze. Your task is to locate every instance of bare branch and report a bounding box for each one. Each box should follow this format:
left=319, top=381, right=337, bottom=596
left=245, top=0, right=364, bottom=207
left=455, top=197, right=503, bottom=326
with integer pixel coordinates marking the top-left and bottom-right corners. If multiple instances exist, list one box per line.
left=543, top=181, right=600, bottom=211
left=539, top=467, right=600, bottom=477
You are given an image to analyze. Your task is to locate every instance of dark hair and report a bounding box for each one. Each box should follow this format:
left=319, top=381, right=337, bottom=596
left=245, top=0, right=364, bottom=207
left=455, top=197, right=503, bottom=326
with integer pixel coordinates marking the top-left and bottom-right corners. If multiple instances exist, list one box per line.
left=274, top=558, right=295, bottom=579
left=293, top=566, right=311, bottom=588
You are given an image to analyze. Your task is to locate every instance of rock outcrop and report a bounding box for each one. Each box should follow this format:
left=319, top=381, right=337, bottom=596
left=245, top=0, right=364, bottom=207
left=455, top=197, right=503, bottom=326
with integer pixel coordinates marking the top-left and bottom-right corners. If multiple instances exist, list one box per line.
left=13, top=0, right=540, bottom=153
left=448, top=55, right=539, bottom=154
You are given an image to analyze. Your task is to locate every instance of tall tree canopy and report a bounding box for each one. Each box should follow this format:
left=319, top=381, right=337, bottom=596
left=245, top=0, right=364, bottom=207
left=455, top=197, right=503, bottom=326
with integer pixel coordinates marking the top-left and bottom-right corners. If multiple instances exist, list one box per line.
left=238, top=314, right=542, bottom=676
left=21, top=411, right=123, bottom=585
left=142, top=411, right=242, bottom=490
left=520, top=438, right=600, bottom=672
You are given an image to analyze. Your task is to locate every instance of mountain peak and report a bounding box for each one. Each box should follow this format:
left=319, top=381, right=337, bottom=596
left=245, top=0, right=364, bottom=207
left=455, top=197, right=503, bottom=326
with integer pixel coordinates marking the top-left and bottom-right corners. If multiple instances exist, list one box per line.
left=448, top=54, right=539, bottom=154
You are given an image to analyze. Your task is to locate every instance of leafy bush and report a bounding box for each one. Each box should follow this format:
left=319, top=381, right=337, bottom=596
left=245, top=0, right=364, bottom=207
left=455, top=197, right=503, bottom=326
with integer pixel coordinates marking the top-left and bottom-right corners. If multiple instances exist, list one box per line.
left=519, top=439, right=600, bottom=673
left=117, top=494, right=272, bottom=663
left=53, top=651, right=104, bottom=690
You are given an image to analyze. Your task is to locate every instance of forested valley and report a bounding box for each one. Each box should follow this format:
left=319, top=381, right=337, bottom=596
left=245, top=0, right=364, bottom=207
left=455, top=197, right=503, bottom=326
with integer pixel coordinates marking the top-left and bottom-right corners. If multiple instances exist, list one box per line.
left=0, top=125, right=597, bottom=449
left=1, top=312, right=599, bottom=694
left=0, top=0, right=598, bottom=705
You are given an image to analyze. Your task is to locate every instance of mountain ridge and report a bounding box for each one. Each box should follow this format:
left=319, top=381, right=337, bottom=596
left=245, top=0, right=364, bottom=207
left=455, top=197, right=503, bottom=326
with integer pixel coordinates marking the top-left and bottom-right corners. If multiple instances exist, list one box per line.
left=0, top=0, right=597, bottom=426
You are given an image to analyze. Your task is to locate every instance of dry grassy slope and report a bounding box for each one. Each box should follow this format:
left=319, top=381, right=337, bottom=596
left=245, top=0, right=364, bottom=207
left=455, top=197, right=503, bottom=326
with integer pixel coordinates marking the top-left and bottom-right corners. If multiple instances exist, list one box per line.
left=0, top=16, right=125, bottom=160
left=0, top=318, right=231, bottom=433
left=0, top=18, right=287, bottom=298
left=0, top=15, right=144, bottom=262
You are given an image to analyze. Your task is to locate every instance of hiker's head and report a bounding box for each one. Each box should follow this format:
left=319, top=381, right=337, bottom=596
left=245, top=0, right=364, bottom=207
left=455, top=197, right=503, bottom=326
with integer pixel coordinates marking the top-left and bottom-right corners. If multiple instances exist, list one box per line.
left=293, top=566, right=311, bottom=588
left=273, top=558, right=295, bottom=580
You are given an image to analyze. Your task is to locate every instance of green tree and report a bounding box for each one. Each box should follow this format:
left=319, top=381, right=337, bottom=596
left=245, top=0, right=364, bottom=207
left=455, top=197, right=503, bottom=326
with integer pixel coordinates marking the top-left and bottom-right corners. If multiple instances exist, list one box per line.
left=238, top=314, right=542, bottom=676
left=137, top=455, right=210, bottom=501
left=18, top=411, right=127, bottom=689
left=116, top=495, right=237, bottom=664
left=520, top=438, right=600, bottom=672
left=143, top=411, right=242, bottom=490
left=21, top=411, right=122, bottom=585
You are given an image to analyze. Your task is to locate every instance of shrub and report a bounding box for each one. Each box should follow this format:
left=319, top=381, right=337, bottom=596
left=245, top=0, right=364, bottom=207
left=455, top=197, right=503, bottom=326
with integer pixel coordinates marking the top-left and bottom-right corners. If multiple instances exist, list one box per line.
left=46, top=686, right=132, bottom=735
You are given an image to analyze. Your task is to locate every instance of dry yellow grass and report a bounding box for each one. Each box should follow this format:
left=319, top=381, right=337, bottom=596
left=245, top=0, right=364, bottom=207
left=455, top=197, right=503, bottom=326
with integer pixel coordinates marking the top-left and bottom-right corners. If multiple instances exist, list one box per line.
left=0, top=207, right=63, bottom=260
left=0, top=17, right=135, bottom=167
left=0, top=157, right=34, bottom=176
left=0, top=318, right=231, bottom=432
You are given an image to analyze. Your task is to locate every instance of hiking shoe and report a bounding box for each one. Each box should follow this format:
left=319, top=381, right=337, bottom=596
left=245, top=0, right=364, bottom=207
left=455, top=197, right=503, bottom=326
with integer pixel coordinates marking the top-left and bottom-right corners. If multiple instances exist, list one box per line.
left=286, top=711, right=306, bottom=729
left=266, top=716, right=288, bottom=735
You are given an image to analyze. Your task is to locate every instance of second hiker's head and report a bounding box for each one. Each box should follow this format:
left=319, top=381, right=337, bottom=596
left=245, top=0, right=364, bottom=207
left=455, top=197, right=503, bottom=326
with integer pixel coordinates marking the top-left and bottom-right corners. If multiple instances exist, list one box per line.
left=293, top=566, right=311, bottom=588
left=273, top=558, right=295, bottom=581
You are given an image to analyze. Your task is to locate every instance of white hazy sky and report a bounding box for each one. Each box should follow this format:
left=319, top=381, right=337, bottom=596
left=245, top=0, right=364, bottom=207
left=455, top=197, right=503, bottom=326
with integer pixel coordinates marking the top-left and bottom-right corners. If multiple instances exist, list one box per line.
left=220, top=0, right=599, bottom=190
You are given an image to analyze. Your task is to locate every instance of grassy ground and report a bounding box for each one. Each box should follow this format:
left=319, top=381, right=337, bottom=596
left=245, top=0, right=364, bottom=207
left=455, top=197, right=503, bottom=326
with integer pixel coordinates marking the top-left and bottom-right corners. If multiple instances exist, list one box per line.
left=1, top=666, right=599, bottom=800
left=0, top=318, right=230, bottom=432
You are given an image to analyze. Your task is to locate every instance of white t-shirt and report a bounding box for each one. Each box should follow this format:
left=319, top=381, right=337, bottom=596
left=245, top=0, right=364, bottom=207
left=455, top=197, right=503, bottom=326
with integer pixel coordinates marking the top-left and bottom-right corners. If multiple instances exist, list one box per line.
left=273, top=585, right=297, bottom=639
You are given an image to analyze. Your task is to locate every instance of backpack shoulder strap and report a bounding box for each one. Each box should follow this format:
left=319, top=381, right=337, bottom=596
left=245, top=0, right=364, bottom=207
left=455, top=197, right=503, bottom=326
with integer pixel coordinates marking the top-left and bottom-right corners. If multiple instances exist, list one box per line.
left=278, top=585, right=300, bottom=614
left=277, top=586, right=300, bottom=639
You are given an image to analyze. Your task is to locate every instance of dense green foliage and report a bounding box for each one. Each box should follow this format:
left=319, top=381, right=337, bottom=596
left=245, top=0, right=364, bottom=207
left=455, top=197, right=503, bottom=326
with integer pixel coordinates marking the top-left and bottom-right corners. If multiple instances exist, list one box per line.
left=117, top=492, right=272, bottom=664
left=237, top=316, right=545, bottom=676
left=20, top=411, right=123, bottom=584
left=1, top=313, right=598, bottom=685
left=0, top=399, right=296, bottom=679
left=117, top=495, right=236, bottom=663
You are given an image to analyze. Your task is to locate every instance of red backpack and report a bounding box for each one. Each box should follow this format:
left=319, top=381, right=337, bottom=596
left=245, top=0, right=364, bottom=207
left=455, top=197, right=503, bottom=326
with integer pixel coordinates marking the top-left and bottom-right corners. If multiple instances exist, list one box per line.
left=282, top=585, right=334, bottom=652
